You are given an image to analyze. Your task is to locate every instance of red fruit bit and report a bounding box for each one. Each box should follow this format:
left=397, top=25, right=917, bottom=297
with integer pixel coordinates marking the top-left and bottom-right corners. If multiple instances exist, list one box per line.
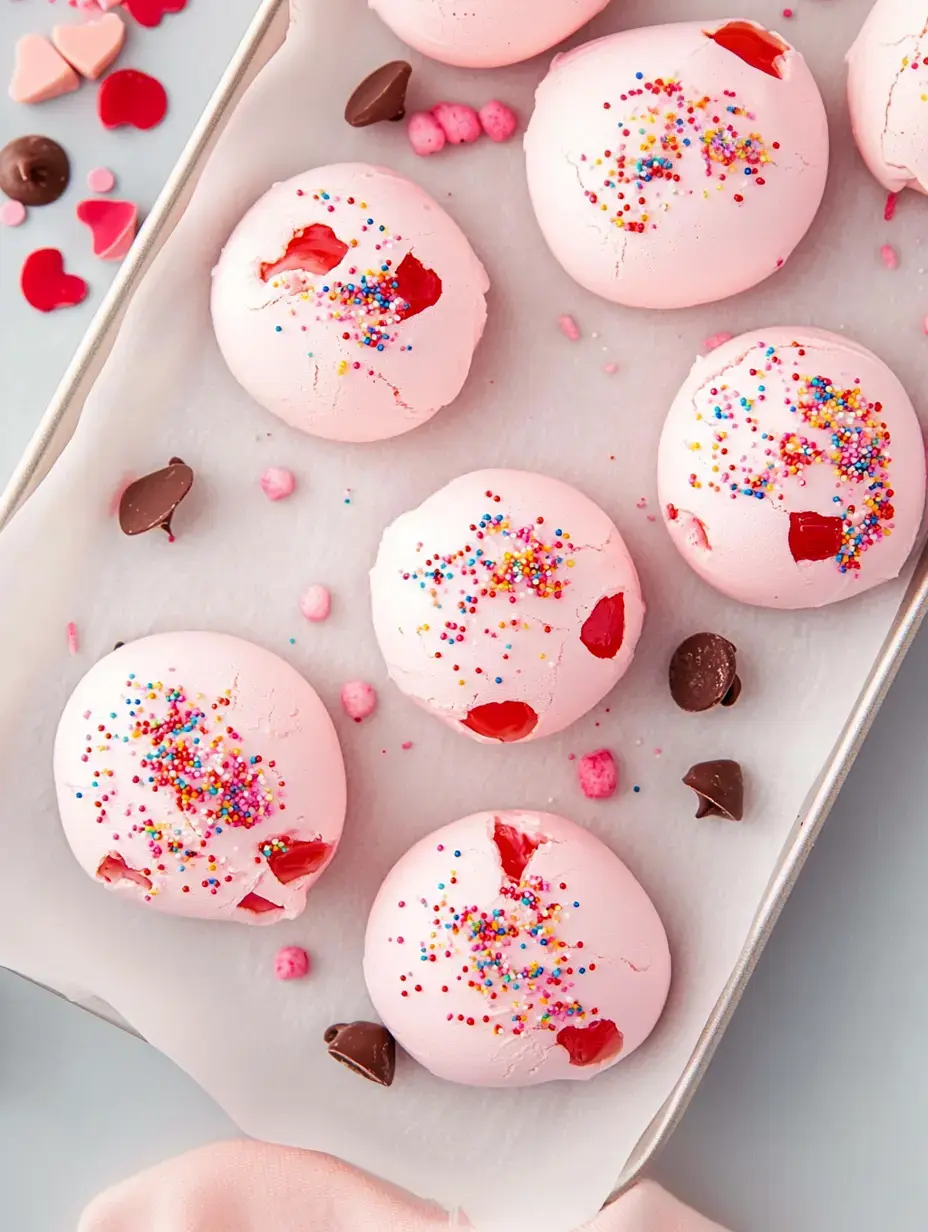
left=123, top=0, right=187, bottom=27
left=556, top=1018, right=624, bottom=1067
left=788, top=511, right=843, bottom=562
left=266, top=839, right=331, bottom=885
left=394, top=252, right=442, bottom=319
left=706, top=21, right=787, bottom=79
left=260, top=224, right=349, bottom=282
left=98, top=69, right=168, bottom=131
left=461, top=699, right=538, bottom=742
left=20, top=248, right=87, bottom=313
left=580, top=593, right=625, bottom=660
left=96, top=852, right=152, bottom=891
left=492, top=818, right=543, bottom=881
left=237, top=892, right=282, bottom=914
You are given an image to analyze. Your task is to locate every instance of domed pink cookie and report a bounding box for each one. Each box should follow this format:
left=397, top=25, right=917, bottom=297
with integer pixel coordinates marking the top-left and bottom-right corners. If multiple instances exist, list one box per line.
left=369, top=469, right=645, bottom=743
left=363, top=809, right=671, bottom=1087
left=54, top=632, right=347, bottom=923
left=524, top=20, right=829, bottom=310
left=847, top=0, right=928, bottom=195
left=368, top=0, right=611, bottom=70
left=658, top=328, right=926, bottom=609
left=211, top=164, right=488, bottom=444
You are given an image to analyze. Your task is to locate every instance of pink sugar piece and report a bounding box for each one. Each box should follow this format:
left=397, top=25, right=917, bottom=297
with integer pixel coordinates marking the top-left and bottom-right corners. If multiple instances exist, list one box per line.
left=603, top=361, right=618, bottom=374
left=885, top=191, right=898, bottom=222
left=9, top=33, right=80, bottom=104
left=881, top=244, right=899, bottom=270
left=299, top=584, right=331, bottom=623
left=478, top=99, right=518, bottom=143
left=578, top=748, right=618, bottom=799
left=341, top=680, right=377, bottom=723
left=923, top=316, right=928, bottom=336
left=66, top=621, right=79, bottom=655
left=407, top=111, right=446, bottom=157
left=636, top=497, right=648, bottom=509
left=431, top=101, right=481, bottom=145
left=260, top=466, right=296, bottom=501
left=558, top=314, right=581, bottom=341
left=703, top=331, right=733, bottom=352
left=401, top=740, right=413, bottom=750
left=76, top=197, right=137, bottom=260
left=87, top=166, right=115, bottom=193
left=273, top=946, right=310, bottom=981
left=0, top=200, right=27, bottom=227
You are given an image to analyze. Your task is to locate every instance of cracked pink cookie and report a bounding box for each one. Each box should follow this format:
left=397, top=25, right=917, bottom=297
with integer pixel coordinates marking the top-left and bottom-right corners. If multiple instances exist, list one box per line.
left=524, top=20, right=829, bottom=310
left=369, top=469, right=645, bottom=743
left=847, top=0, right=928, bottom=195
left=363, top=809, right=671, bottom=1086
left=369, top=0, right=611, bottom=69
left=54, top=632, right=346, bottom=923
left=211, top=163, right=489, bottom=443
left=658, top=328, right=926, bottom=609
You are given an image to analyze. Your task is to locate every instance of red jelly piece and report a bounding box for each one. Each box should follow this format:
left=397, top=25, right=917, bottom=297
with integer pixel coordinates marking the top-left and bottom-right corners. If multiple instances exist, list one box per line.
left=788, top=510, right=843, bottom=562
left=580, top=594, right=625, bottom=660
left=98, top=69, right=168, bottom=131
left=266, top=839, right=332, bottom=885
left=492, top=819, right=543, bottom=882
left=556, top=1019, right=624, bottom=1067
left=394, top=252, right=442, bottom=319
left=96, top=853, right=152, bottom=892
left=20, top=248, right=88, bottom=313
left=237, top=891, right=282, bottom=914
left=461, top=700, right=538, bottom=742
left=707, top=21, right=787, bottom=79
left=260, top=224, right=349, bottom=281
left=123, top=0, right=187, bottom=28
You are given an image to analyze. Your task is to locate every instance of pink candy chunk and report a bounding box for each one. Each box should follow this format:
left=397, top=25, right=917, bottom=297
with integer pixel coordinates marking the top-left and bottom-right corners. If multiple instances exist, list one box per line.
left=299, top=584, right=331, bottom=623
left=881, top=244, right=899, bottom=270
left=558, top=314, right=581, bottom=341
left=577, top=748, right=618, bottom=799
left=431, top=102, right=482, bottom=145
left=341, top=680, right=377, bottom=723
left=260, top=467, right=296, bottom=501
left=274, top=946, right=310, bottom=981
left=479, top=99, right=518, bottom=143
left=407, top=111, right=446, bottom=157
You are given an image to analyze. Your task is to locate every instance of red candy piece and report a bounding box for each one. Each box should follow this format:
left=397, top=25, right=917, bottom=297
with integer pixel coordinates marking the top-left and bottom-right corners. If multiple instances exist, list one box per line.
left=123, top=0, right=187, bottom=27
left=98, top=68, right=168, bottom=130
left=260, top=224, right=349, bottom=282
left=76, top=198, right=138, bottom=261
left=21, top=248, right=88, bottom=313
left=788, top=510, right=843, bottom=562
left=394, top=252, right=442, bottom=319
left=461, top=699, right=538, bottom=742
left=266, top=839, right=332, bottom=885
left=96, top=853, right=152, bottom=891
left=492, top=819, right=543, bottom=882
left=580, top=593, right=625, bottom=660
left=556, top=1018, right=624, bottom=1067
left=237, top=891, right=282, bottom=914
left=707, top=20, right=787, bottom=79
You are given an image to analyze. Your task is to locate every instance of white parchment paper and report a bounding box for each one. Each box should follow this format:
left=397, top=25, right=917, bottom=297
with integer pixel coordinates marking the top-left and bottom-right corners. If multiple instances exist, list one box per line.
left=1, top=1, right=925, bottom=1228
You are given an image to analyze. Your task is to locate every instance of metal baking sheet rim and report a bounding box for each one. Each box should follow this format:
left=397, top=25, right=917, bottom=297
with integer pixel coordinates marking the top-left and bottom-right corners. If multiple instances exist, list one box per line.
left=3, top=0, right=927, bottom=1210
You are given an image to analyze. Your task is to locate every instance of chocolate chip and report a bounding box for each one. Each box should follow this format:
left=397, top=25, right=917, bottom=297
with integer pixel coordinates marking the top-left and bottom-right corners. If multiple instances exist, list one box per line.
left=113, top=641, right=125, bottom=651
left=324, top=1021, right=396, bottom=1086
left=345, top=61, right=412, bottom=127
left=0, top=136, right=70, bottom=206
left=683, top=760, right=744, bottom=821
left=669, top=632, right=740, bottom=712
left=118, top=459, right=194, bottom=539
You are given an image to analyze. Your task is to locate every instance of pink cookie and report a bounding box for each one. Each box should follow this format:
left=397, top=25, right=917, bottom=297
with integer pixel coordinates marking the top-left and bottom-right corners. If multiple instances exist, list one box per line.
left=525, top=20, right=829, bottom=310
left=341, top=680, right=377, bottom=722
left=848, top=0, right=928, bottom=195
left=54, top=632, right=347, bottom=923
left=52, top=13, right=125, bottom=81
left=431, top=102, right=481, bottom=144
left=9, top=34, right=80, bottom=104
left=478, top=99, right=518, bottom=143
left=364, top=809, right=671, bottom=1086
left=369, top=0, right=611, bottom=68
left=211, top=164, right=489, bottom=444
left=577, top=748, right=617, bottom=799
left=370, top=469, right=645, bottom=744
left=658, top=328, right=927, bottom=609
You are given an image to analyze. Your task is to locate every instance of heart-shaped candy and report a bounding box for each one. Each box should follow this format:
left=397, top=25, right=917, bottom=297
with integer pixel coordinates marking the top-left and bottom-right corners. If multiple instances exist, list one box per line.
left=21, top=248, right=88, bottom=312
left=9, top=34, right=80, bottom=104
left=123, top=0, right=187, bottom=27
left=98, top=68, right=167, bottom=129
left=76, top=197, right=138, bottom=260
left=52, top=13, right=126, bottom=81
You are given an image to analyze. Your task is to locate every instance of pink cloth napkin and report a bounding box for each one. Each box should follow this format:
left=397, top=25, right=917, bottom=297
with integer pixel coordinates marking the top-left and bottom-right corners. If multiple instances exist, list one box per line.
left=78, top=1139, right=733, bottom=1232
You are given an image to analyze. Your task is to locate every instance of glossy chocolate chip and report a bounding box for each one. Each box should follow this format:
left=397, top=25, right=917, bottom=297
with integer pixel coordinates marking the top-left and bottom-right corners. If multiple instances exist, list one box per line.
left=118, top=458, right=194, bottom=539
left=324, top=1021, right=396, bottom=1086
left=345, top=61, right=412, bottom=127
left=683, top=759, right=744, bottom=821
left=0, top=135, right=70, bottom=206
left=669, top=632, right=740, bottom=712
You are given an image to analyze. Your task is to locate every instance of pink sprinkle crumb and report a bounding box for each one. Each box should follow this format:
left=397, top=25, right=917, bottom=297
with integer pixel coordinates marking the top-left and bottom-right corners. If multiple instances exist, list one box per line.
left=578, top=749, right=618, bottom=800
left=431, top=102, right=482, bottom=145
left=923, top=316, right=928, bottom=336
left=782, top=7, right=793, bottom=17
left=703, top=331, right=733, bottom=352
left=299, top=584, right=331, bottom=623
left=341, top=680, right=377, bottom=723
left=87, top=167, right=115, bottom=194
left=603, top=362, right=619, bottom=375
left=260, top=467, right=296, bottom=501
left=407, top=111, right=446, bottom=156
left=401, top=740, right=413, bottom=750
left=881, top=244, right=899, bottom=270
left=636, top=497, right=648, bottom=509
left=0, top=200, right=26, bottom=227
left=558, top=314, right=581, bottom=341
left=274, top=946, right=309, bottom=981
left=67, top=622, right=79, bottom=655
left=478, top=99, right=518, bottom=143
left=885, top=192, right=898, bottom=222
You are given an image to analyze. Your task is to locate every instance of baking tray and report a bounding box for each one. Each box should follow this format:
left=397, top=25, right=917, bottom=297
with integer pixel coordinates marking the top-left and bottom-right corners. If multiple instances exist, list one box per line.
left=3, top=0, right=928, bottom=1225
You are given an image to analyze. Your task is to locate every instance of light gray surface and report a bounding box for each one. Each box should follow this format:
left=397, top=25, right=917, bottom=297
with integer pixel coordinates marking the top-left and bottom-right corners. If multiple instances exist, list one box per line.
left=2, top=0, right=928, bottom=1229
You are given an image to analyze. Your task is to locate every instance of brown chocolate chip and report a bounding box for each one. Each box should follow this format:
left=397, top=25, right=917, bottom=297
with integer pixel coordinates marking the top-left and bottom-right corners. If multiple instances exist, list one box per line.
left=683, top=759, right=744, bottom=821
left=345, top=61, right=412, bottom=127
left=0, top=136, right=70, bottom=206
left=669, top=632, right=740, bottom=712
left=119, top=459, right=194, bottom=539
left=113, top=641, right=125, bottom=651
left=324, top=1021, right=396, bottom=1086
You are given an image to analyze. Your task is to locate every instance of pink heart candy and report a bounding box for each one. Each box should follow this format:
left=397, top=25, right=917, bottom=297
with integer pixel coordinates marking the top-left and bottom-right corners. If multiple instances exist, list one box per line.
left=52, top=13, right=126, bottom=81
left=76, top=197, right=138, bottom=260
left=9, top=34, right=80, bottom=104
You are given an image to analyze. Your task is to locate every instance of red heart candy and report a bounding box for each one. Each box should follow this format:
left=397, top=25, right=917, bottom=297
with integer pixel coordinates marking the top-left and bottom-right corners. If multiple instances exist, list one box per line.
left=20, top=248, right=88, bottom=313
left=123, top=0, right=187, bottom=28
left=98, top=68, right=168, bottom=130
left=76, top=198, right=139, bottom=261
